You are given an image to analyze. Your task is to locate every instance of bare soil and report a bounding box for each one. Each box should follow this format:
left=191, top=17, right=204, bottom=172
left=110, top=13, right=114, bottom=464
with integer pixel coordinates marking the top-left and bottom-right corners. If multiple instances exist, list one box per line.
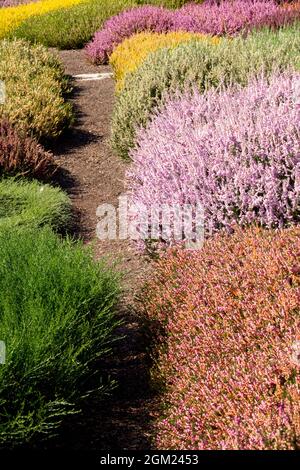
left=45, top=50, right=157, bottom=451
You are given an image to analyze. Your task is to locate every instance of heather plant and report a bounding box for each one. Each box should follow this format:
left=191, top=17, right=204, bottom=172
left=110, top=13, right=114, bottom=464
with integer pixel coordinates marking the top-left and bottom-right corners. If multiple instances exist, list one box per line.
left=0, top=0, right=84, bottom=39
left=0, top=120, right=56, bottom=180
left=0, top=179, right=71, bottom=232
left=86, top=5, right=174, bottom=64
left=11, top=0, right=137, bottom=49
left=149, top=0, right=205, bottom=6
left=173, top=0, right=300, bottom=35
left=128, top=72, right=300, bottom=239
left=110, top=31, right=220, bottom=92
left=0, top=227, right=120, bottom=446
left=283, top=0, right=300, bottom=11
left=6, top=1, right=202, bottom=49
left=0, top=40, right=73, bottom=140
left=142, top=226, right=300, bottom=449
left=86, top=0, right=299, bottom=64
left=111, top=24, right=300, bottom=159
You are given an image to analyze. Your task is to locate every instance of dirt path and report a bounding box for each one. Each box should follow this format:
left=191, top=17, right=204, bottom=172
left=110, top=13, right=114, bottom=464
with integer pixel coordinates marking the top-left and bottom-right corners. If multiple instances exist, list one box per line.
left=53, top=50, right=148, bottom=292
left=47, top=50, right=156, bottom=451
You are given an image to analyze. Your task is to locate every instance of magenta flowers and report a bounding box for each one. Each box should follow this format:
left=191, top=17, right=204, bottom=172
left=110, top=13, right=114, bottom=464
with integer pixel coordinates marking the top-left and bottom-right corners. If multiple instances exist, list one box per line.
left=174, top=0, right=296, bottom=35
left=86, top=1, right=299, bottom=64
left=127, top=72, right=300, bottom=239
left=85, top=5, right=174, bottom=65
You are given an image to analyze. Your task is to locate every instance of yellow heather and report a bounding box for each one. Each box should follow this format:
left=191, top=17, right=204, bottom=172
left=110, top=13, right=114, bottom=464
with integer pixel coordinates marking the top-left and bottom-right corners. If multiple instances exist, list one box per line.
left=0, top=0, right=86, bottom=38
left=110, top=31, right=220, bottom=93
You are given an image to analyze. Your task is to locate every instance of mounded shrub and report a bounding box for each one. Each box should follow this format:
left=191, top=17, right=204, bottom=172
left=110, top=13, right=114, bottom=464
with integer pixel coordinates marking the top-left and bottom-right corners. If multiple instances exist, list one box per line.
left=0, top=40, right=73, bottom=140
left=0, top=119, right=56, bottom=180
left=86, top=0, right=299, bottom=64
left=86, top=5, right=174, bottom=64
left=111, top=24, right=300, bottom=159
left=110, top=31, right=220, bottom=92
left=0, top=179, right=71, bottom=232
left=11, top=0, right=137, bottom=50
left=143, top=225, right=300, bottom=449
left=0, top=227, right=120, bottom=446
left=172, top=0, right=299, bottom=35
left=128, top=72, right=300, bottom=239
left=0, top=0, right=84, bottom=39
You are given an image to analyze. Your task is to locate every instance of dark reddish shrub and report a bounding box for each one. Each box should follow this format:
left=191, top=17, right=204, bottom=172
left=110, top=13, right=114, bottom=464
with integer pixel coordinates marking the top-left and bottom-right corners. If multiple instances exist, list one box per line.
left=0, top=119, right=56, bottom=180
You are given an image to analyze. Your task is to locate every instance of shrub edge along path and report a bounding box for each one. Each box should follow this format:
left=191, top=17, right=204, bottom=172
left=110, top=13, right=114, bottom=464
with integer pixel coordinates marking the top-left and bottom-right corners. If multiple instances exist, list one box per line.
left=47, top=49, right=156, bottom=451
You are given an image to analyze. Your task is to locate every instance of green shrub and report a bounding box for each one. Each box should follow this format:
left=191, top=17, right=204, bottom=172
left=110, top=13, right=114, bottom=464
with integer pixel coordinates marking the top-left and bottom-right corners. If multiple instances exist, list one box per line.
left=111, top=23, right=300, bottom=159
left=0, top=179, right=71, bottom=232
left=0, top=227, right=120, bottom=446
left=0, top=40, right=73, bottom=140
left=9, top=1, right=200, bottom=49
left=11, top=0, right=137, bottom=49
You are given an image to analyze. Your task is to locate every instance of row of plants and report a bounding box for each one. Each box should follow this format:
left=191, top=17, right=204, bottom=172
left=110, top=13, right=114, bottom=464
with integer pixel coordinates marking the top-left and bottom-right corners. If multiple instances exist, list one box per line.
left=111, top=24, right=300, bottom=159
left=0, top=0, right=85, bottom=39
left=5, top=0, right=297, bottom=50
left=104, top=0, right=300, bottom=449
left=0, top=40, right=121, bottom=447
left=0, top=0, right=205, bottom=49
left=86, top=0, right=300, bottom=64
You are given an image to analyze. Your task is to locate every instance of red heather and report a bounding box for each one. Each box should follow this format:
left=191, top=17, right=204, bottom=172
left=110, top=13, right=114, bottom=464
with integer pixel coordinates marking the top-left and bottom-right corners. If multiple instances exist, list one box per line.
left=143, top=226, right=300, bottom=449
left=127, top=72, right=300, bottom=239
left=0, top=119, right=56, bottom=180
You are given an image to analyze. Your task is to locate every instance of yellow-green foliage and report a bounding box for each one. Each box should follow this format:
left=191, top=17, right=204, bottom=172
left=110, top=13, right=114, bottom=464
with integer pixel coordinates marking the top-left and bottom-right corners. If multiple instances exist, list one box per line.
left=0, top=0, right=85, bottom=39
left=0, top=40, right=73, bottom=140
left=110, top=31, right=220, bottom=92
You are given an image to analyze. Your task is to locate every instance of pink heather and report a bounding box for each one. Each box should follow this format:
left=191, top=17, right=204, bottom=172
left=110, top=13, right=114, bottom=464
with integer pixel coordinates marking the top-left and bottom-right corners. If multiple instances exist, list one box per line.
left=127, top=72, right=300, bottom=240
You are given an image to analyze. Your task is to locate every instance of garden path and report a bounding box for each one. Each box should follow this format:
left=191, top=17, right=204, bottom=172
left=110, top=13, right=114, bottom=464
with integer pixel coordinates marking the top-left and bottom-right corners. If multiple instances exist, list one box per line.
left=45, top=49, right=156, bottom=451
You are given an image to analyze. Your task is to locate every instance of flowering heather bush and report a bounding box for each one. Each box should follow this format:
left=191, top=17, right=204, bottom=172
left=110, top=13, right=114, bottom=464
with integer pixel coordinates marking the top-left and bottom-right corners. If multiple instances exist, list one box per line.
left=0, top=120, right=56, bottom=180
left=86, top=5, right=174, bottom=64
left=111, top=24, right=300, bottom=159
left=173, top=0, right=299, bottom=36
left=110, top=31, right=219, bottom=92
left=128, top=72, right=300, bottom=238
left=142, top=226, right=300, bottom=449
left=0, top=40, right=73, bottom=140
left=86, top=0, right=299, bottom=64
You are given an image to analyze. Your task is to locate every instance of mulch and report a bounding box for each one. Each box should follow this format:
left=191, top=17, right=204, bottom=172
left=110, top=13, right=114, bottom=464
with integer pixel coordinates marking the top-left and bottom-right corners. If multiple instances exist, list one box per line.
left=41, top=49, right=158, bottom=451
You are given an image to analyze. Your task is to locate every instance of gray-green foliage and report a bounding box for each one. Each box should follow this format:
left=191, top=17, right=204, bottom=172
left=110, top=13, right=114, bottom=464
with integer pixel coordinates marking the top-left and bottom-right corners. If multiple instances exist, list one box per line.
left=111, top=24, right=300, bottom=159
left=0, top=227, right=120, bottom=446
